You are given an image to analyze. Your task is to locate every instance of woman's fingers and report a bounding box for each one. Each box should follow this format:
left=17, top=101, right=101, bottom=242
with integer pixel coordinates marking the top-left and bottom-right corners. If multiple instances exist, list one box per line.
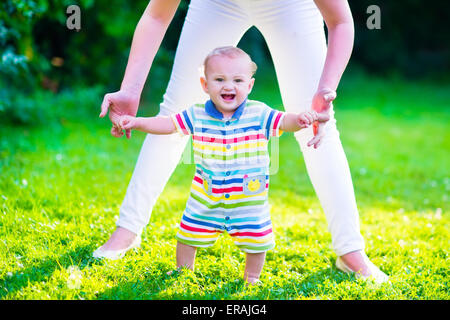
left=307, top=135, right=317, bottom=147
left=99, top=94, right=111, bottom=118
left=323, top=90, right=336, bottom=102
left=109, top=111, right=122, bottom=126
left=312, top=88, right=337, bottom=113
left=307, top=134, right=322, bottom=149
left=317, top=87, right=336, bottom=100
left=111, top=126, right=119, bottom=137
left=308, top=122, right=325, bottom=148
left=312, top=121, right=319, bottom=135
left=100, top=92, right=133, bottom=139
left=111, top=125, right=124, bottom=138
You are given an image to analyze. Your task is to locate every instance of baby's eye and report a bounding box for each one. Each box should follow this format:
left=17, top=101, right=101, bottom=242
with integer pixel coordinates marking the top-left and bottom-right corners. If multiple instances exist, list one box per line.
left=215, top=78, right=224, bottom=82
left=234, top=79, right=243, bottom=83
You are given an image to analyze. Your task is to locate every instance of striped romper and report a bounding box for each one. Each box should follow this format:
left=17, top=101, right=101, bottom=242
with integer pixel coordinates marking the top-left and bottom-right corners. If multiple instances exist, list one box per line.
left=170, top=99, right=285, bottom=253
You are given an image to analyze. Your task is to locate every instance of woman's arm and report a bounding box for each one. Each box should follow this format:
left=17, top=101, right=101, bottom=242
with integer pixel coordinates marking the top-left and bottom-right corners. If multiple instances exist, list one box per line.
left=308, top=0, right=353, bottom=146
left=120, top=0, right=181, bottom=95
left=100, top=0, right=181, bottom=138
left=314, top=0, right=354, bottom=93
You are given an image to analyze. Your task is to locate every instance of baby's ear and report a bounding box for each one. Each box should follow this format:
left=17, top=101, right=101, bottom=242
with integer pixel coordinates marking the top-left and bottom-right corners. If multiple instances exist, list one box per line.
left=248, top=77, right=255, bottom=93
left=200, top=77, right=208, bottom=94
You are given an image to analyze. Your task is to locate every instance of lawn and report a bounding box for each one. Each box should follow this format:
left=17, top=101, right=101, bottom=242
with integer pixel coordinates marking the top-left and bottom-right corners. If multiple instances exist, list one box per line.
left=0, top=70, right=449, bottom=300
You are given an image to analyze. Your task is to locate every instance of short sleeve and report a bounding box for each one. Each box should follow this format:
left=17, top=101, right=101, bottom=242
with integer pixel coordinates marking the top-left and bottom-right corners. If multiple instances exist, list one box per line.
left=170, top=106, right=195, bottom=136
left=261, top=104, right=285, bottom=139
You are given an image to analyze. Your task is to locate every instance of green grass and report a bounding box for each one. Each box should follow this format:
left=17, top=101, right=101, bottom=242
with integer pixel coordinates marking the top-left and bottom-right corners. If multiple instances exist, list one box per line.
left=0, top=71, right=449, bottom=300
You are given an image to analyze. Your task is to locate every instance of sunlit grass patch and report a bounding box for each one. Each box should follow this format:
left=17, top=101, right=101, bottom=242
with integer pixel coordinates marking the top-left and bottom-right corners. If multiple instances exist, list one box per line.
left=1, top=74, right=449, bottom=299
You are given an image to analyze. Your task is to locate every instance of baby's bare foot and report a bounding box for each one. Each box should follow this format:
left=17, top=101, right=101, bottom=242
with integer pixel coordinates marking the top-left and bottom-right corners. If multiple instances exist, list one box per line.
left=245, top=278, right=262, bottom=286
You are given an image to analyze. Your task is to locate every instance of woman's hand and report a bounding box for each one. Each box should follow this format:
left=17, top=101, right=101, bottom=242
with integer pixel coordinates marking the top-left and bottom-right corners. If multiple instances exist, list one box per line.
left=98, top=1, right=181, bottom=139
left=308, top=88, right=336, bottom=148
left=99, top=89, right=140, bottom=139
left=309, top=0, right=353, bottom=147
left=311, top=87, right=336, bottom=113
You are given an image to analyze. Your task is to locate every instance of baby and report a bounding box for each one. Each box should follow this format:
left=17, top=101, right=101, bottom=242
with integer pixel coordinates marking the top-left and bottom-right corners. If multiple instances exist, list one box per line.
left=117, top=46, right=329, bottom=284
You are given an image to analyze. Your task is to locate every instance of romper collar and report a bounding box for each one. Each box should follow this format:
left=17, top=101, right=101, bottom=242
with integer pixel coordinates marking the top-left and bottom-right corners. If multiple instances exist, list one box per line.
left=205, top=98, right=247, bottom=121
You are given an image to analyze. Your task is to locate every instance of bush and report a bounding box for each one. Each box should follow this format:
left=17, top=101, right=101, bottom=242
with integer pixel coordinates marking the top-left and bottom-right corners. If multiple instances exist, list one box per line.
left=0, top=85, right=104, bottom=126
left=0, top=1, right=189, bottom=125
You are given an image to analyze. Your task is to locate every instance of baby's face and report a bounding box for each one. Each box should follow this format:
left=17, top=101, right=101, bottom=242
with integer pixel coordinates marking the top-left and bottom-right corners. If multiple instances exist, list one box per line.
left=201, top=55, right=255, bottom=117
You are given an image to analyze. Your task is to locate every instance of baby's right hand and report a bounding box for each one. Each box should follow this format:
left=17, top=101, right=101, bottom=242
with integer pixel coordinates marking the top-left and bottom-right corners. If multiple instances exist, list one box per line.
left=118, top=115, right=137, bottom=131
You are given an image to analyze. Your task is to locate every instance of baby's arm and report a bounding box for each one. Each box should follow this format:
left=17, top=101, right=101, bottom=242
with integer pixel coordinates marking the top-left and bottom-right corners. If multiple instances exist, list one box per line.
left=118, top=115, right=176, bottom=135
left=280, top=111, right=329, bottom=132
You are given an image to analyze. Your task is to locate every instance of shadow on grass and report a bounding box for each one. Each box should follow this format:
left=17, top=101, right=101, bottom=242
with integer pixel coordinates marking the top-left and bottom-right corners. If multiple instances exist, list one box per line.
left=243, top=266, right=354, bottom=300
left=1, top=245, right=97, bottom=299
left=94, top=265, right=195, bottom=300
left=94, top=263, right=354, bottom=300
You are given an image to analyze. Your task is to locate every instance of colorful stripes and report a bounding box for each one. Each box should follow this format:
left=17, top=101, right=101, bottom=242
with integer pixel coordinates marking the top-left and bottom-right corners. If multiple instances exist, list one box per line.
left=171, top=99, right=284, bottom=253
left=192, top=175, right=269, bottom=194
left=174, top=113, right=189, bottom=135
left=192, top=140, right=267, bottom=153
left=192, top=133, right=266, bottom=144
left=272, top=112, right=283, bottom=136
left=193, top=149, right=268, bottom=161
left=176, top=210, right=275, bottom=253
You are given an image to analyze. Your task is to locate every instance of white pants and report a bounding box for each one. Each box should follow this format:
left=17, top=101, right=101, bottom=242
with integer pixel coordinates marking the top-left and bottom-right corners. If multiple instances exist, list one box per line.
left=117, top=0, right=365, bottom=256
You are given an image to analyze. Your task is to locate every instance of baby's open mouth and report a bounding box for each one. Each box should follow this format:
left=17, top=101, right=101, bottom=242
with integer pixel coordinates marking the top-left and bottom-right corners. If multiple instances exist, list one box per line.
left=221, top=94, right=236, bottom=101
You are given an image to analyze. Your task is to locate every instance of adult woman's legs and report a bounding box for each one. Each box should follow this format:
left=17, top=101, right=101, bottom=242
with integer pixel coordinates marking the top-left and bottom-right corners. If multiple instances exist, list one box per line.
left=253, top=0, right=375, bottom=275
left=96, top=0, right=252, bottom=252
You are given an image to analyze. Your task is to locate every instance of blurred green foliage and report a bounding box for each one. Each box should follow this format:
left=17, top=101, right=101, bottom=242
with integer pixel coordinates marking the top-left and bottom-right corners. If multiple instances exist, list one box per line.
left=0, top=0, right=187, bottom=125
left=0, top=0, right=448, bottom=126
left=350, top=0, right=449, bottom=78
left=0, top=85, right=103, bottom=126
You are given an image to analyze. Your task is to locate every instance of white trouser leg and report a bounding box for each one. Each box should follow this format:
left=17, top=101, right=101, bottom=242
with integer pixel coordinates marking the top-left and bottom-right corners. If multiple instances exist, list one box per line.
left=254, top=0, right=365, bottom=256
left=117, top=0, right=252, bottom=235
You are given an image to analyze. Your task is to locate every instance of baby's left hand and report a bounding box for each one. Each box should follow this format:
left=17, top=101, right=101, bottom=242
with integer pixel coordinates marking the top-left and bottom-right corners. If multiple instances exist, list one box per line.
left=297, top=110, right=330, bottom=128
left=297, top=111, right=315, bottom=128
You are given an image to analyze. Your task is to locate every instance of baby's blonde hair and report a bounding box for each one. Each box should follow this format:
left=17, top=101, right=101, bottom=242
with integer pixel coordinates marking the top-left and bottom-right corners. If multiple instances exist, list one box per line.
left=202, top=46, right=258, bottom=76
